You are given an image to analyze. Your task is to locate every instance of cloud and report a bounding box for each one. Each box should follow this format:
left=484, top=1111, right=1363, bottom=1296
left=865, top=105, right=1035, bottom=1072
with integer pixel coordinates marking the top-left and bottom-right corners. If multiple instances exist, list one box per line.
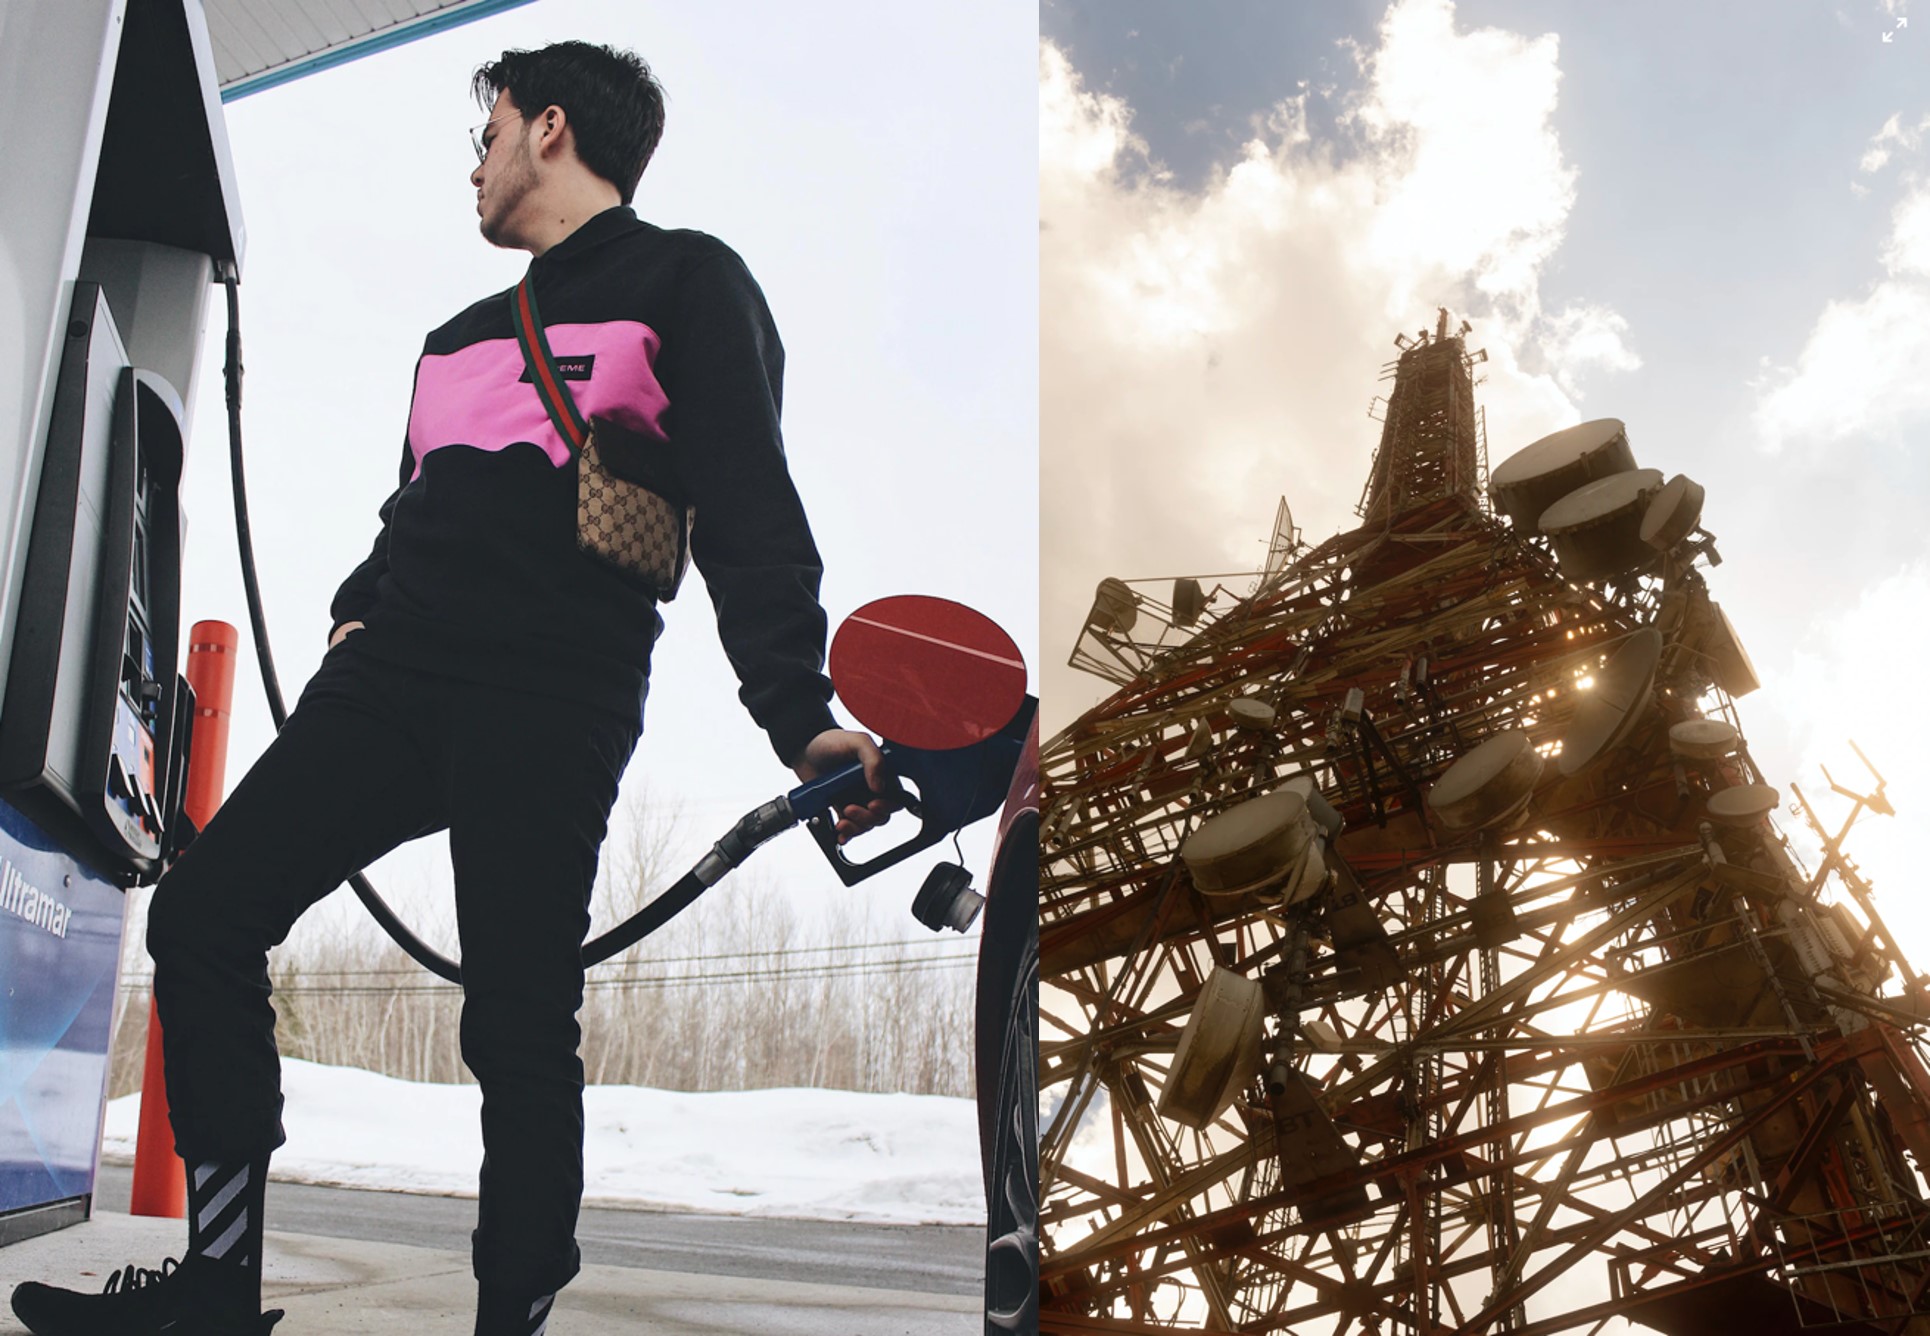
left=1863, top=113, right=1905, bottom=173
left=1754, top=176, right=1930, bottom=451
left=1041, top=0, right=1635, bottom=727
left=1883, top=181, right=1930, bottom=273
left=1750, top=559, right=1930, bottom=965
left=1860, top=111, right=1930, bottom=175
left=1542, top=302, right=1643, bottom=389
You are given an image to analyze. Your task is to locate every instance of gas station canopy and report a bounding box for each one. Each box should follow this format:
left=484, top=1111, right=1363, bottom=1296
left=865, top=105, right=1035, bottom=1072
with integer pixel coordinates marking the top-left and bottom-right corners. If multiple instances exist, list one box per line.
left=208, top=0, right=534, bottom=100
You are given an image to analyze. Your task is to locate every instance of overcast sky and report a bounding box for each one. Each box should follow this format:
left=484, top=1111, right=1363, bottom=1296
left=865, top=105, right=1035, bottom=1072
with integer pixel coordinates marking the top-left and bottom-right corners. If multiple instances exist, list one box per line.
left=1042, top=0, right=1930, bottom=980
left=171, top=0, right=1036, bottom=954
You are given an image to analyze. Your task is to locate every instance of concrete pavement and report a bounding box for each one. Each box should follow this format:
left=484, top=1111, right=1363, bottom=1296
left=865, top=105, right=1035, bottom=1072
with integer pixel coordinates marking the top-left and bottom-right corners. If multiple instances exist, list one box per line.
left=88, top=1161, right=985, bottom=1296
left=0, top=1211, right=980, bottom=1335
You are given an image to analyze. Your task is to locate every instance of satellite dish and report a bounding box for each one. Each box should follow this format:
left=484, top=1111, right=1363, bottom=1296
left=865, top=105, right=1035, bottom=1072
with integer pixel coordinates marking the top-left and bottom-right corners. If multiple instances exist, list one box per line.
left=1539, top=469, right=1665, bottom=582
left=1427, top=731, right=1544, bottom=832
left=1558, top=629, right=1664, bottom=778
left=1181, top=790, right=1317, bottom=896
left=1158, top=967, right=1266, bottom=1131
left=1641, top=474, right=1706, bottom=552
left=1669, top=719, right=1738, bottom=760
left=1228, top=698, right=1276, bottom=731
left=1490, top=419, right=1636, bottom=534
left=829, top=595, right=1027, bottom=752
left=1087, top=578, right=1139, bottom=634
left=1172, top=577, right=1208, bottom=627
left=1706, top=603, right=1760, bottom=697
left=1706, top=784, right=1779, bottom=827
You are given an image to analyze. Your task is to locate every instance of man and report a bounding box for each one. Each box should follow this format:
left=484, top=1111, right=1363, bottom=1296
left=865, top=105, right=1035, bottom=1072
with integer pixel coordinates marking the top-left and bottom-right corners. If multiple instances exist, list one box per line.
left=11, top=40, right=887, bottom=1336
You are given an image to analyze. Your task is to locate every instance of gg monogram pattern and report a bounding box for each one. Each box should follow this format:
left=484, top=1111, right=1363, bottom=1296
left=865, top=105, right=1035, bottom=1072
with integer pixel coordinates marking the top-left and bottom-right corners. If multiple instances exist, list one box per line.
left=578, top=424, right=693, bottom=598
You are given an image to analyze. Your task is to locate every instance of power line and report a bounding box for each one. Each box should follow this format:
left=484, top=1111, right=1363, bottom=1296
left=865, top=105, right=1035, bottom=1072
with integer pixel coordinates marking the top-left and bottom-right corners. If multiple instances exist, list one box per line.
left=120, top=952, right=978, bottom=996
left=158, top=934, right=980, bottom=976
left=117, top=934, right=980, bottom=980
left=117, top=938, right=975, bottom=982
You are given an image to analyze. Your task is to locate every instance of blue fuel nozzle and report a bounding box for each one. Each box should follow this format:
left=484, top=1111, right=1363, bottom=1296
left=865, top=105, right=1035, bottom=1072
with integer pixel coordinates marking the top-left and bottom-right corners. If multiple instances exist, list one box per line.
left=784, top=696, right=1036, bottom=887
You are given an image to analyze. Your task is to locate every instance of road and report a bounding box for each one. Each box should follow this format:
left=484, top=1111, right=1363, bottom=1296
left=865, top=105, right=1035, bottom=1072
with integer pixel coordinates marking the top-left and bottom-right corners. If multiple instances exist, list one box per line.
left=92, top=1162, right=983, bottom=1297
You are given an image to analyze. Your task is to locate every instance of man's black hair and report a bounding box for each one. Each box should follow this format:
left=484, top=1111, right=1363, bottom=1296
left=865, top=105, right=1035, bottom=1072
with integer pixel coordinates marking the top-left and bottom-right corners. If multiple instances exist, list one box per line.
left=472, top=42, right=665, bottom=205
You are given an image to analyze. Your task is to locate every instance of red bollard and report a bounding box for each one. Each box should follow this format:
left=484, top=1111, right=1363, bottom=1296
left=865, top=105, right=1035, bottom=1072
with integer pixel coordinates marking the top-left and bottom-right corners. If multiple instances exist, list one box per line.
left=130, top=621, right=239, bottom=1218
left=128, top=995, right=177, bottom=1217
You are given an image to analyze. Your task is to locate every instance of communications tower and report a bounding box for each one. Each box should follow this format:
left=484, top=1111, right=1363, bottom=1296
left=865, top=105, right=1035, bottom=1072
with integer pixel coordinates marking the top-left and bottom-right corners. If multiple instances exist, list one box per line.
left=1041, top=310, right=1930, bottom=1334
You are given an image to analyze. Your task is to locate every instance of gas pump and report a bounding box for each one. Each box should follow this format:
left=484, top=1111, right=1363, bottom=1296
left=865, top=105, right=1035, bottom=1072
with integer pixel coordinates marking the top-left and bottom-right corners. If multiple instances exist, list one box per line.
left=0, top=0, right=239, bottom=1243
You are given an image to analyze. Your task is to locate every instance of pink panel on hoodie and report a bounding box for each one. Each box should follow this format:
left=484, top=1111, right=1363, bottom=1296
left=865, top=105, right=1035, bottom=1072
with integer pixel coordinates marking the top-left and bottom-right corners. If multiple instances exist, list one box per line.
left=406, top=320, right=668, bottom=478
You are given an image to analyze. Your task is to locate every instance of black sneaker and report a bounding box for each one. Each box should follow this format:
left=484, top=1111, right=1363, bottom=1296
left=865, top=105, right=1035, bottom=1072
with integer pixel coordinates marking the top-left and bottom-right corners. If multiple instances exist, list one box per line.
left=9, top=1256, right=283, bottom=1335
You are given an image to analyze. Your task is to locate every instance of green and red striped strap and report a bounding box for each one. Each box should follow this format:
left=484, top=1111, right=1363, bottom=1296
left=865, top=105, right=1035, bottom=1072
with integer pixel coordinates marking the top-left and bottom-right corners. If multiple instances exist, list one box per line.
left=511, top=273, right=589, bottom=455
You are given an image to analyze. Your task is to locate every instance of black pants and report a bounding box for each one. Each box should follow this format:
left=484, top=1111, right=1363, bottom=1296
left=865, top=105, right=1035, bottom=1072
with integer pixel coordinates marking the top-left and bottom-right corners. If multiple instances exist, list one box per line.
left=146, top=642, right=642, bottom=1296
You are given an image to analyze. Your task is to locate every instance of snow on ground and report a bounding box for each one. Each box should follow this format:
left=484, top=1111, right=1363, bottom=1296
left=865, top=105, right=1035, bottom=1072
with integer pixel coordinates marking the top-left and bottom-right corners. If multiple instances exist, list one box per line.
left=103, top=1058, right=985, bottom=1226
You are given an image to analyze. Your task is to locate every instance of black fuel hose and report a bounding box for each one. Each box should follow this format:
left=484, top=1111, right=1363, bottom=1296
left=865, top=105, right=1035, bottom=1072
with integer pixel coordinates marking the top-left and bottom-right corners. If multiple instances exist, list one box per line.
left=217, top=271, right=760, bottom=985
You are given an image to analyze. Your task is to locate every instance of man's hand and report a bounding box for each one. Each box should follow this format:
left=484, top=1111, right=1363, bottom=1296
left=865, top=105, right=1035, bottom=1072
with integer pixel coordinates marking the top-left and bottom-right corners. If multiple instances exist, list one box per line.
left=791, top=728, right=894, bottom=844
left=328, top=620, right=365, bottom=649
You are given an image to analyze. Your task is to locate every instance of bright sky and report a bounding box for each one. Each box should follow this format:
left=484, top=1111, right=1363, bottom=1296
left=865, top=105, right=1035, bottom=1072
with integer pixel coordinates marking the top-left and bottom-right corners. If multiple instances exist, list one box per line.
left=1042, top=0, right=1930, bottom=977
left=168, top=0, right=1037, bottom=957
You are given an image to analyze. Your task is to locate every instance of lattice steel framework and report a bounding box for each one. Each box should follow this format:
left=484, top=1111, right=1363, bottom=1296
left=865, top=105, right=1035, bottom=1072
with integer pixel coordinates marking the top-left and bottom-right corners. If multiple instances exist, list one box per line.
left=1041, top=320, right=1930, bottom=1336
left=1358, top=309, right=1486, bottom=525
